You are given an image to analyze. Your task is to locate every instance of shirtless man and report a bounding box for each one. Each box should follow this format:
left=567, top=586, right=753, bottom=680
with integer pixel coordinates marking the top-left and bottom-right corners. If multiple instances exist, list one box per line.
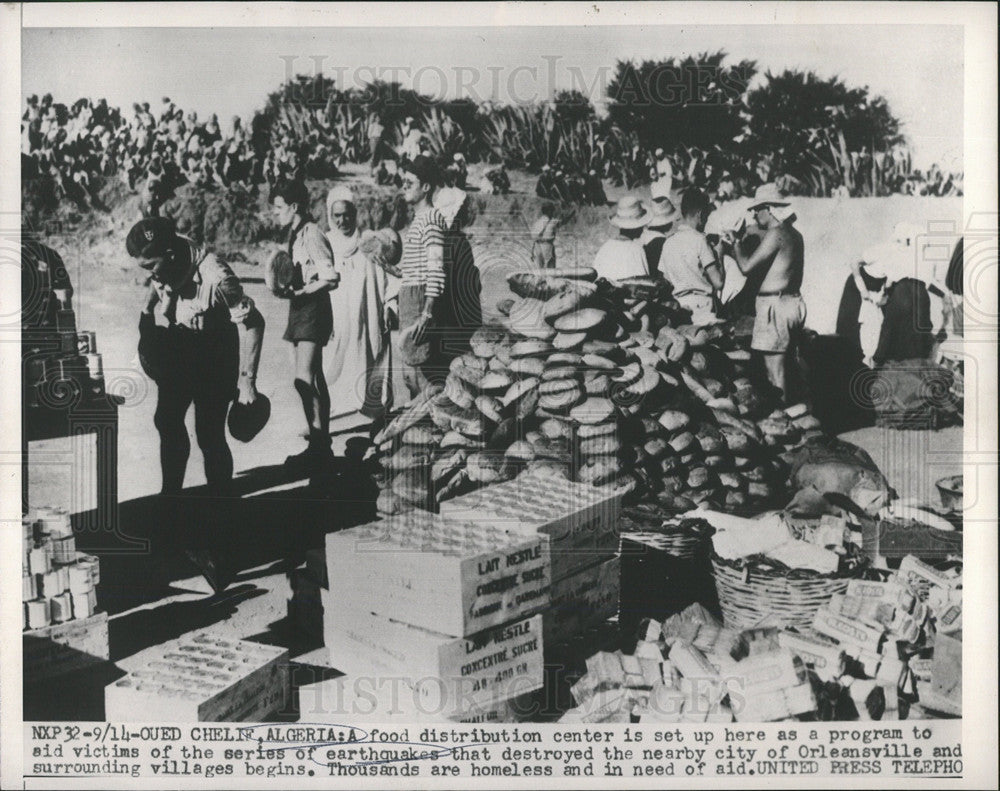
left=723, top=184, right=805, bottom=400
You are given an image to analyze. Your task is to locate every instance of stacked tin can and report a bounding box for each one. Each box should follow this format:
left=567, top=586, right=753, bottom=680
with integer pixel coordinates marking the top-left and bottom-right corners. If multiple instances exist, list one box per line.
left=23, top=253, right=108, bottom=405
left=22, top=507, right=100, bottom=630
left=24, top=314, right=104, bottom=406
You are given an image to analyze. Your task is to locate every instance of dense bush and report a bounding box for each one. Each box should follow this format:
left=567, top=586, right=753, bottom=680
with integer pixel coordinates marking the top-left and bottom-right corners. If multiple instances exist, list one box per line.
left=22, top=53, right=963, bottom=239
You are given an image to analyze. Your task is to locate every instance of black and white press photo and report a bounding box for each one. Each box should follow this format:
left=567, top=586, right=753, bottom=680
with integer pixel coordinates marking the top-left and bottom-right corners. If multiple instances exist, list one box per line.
left=2, top=2, right=996, bottom=788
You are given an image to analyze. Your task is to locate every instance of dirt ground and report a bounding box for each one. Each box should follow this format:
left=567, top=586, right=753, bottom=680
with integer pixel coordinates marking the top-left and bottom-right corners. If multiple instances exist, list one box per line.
left=24, top=169, right=965, bottom=720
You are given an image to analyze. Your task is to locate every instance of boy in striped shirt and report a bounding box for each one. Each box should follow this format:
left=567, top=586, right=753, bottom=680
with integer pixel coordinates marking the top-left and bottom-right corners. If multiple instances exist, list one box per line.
left=398, top=155, right=451, bottom=397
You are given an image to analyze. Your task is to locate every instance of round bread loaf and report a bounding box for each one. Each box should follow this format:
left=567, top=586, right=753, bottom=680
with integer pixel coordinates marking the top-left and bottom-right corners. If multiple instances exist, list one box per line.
left=500, top=377, right=539, bottom=407
left=478, top=371, right=515, bottom=392
left=570, top=397, right=615, bottom=425
left=470, top=326, right=506, bottom=358
left=553, top=331, right=587, bottom=350
left=611, top=361, right=642, bottom=385
left=580, top=434, right=621, bottom=456
left=554, top=308, right=607, bottom=332
left=508, top=357, right=545, bottom=377
left=540, top=418, right=570, bottom=439
left=547, top=352, right=583, bottom=366
left=584, top=372, right=611, bottom=396
left=510, top=339, right=553, bottom=358
left=538, top=387, right=583, bottom=411
left=541, top=365, right=581, bottom=382
left=539, top=378, right=580, bottom=396
left=577, top=420, right=618, bottom=439
left=582, top=353, right=617, bottom=371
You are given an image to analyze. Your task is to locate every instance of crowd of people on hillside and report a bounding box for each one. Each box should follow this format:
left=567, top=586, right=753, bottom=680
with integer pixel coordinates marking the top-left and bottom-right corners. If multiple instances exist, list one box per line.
left=23, top=93, right=962, bottom=225
left=21, top=94, right=355, bottom=219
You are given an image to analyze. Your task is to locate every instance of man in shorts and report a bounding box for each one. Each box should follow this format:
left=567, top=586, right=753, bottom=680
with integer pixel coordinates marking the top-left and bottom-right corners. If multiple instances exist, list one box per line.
left=724, top=184, right=806, bottom=402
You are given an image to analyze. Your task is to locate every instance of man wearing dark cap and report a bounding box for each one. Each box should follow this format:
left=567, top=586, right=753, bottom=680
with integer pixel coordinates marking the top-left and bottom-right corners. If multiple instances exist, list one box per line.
left=127, top=217, right=265, bottom=590
left=398, top=155, right=452, bottom=396
left=127, top=216, right=265, bottom=495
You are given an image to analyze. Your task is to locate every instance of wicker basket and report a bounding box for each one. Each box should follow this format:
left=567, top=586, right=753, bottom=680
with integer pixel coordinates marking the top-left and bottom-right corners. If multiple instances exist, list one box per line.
left=620, top=506, right=714, bottom=560
left=711, top=553, right=865, bottom=631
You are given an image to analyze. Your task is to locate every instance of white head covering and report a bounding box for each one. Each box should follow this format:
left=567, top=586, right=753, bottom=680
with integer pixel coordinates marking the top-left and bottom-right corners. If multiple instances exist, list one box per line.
left=326, top=186, right=360, bottom=257
left=326, top=185, right=356, bottom=212
left=434, top=187, right=469, bottom=229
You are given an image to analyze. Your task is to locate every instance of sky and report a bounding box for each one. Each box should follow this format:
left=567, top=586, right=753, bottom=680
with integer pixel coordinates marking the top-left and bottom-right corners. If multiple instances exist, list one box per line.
left=22, top=24, right=963, bottom=170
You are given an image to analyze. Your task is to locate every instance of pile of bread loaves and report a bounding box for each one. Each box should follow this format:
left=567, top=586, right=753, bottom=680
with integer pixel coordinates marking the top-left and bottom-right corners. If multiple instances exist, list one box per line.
left=374, top=269, right=824, bottom=515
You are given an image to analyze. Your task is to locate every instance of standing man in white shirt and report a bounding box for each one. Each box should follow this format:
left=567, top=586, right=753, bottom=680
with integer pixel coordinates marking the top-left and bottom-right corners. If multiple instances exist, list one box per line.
left=658, top=188, right=725, bottom=325
left=593, top=196, right=652, bottom=281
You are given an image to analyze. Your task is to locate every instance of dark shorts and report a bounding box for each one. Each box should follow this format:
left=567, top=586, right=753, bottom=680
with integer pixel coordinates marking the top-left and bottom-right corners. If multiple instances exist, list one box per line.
left=284, top=291, right=332, bottom=345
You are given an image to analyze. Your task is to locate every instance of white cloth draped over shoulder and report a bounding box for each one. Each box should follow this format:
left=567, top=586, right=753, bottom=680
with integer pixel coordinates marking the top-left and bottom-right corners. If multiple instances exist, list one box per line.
left=324, top=226, right=398, bottom=420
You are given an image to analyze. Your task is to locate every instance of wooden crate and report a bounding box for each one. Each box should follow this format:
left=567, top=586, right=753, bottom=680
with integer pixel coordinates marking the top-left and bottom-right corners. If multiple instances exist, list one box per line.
left=23, top=611, right=109, bottom=683
left=440, top=475, right=621, bottom=580
left=104, top=633, right=288, bottom=722
left=321, top=592, right=543, bottom=718
left=544, top=556, right=620, bottom=647
left=325, top=510, right=550, bottom=637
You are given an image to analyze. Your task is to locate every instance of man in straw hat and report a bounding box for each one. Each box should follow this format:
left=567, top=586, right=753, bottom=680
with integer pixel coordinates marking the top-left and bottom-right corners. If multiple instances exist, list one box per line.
left=723, top=183, right=806, bottom=400
left=657, top=188, right=725, bottom=325
left=593, top=196, right=652, bottom=281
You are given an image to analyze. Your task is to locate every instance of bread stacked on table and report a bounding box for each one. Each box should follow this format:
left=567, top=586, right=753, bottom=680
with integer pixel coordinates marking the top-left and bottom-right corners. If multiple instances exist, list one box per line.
left=375, top=269, right=823, bottom=515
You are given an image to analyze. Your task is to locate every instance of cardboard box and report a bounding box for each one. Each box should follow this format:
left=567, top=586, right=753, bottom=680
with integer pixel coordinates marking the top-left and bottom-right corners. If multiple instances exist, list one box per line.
left=724, top=649, right=803, bottom=697
left=544, top=556, right=620, bottom=646
left=23, top=610, right=109, bottom=683
left=439, top=474, right=621, bottom=580
left=325, top=510, right=550, bottom=637
left=778, top=630, right=844, bottom=681
left=811, top=608, right=885, bottom=654
left=322, top=592, right=542, bottom=716
left=104, top=633, right=288, bottom=722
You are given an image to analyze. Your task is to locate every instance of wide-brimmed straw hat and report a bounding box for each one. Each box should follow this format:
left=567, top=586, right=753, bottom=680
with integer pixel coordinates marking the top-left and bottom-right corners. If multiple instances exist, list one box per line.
left=748, top=183, right=790, bottom=211
left=610, top=196, right=651, bottom=229
left=649, top=196, right=680, bottom=227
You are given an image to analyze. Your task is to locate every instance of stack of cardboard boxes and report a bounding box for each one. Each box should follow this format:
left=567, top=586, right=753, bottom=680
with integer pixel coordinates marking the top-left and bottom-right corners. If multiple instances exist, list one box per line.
left=320, top=508, right=551, bottom=722
left=438, top=474, right=622, bottom=653
left=295, top=471, right=622, bottom=722
left=562, top=551, right=962, bottom=723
